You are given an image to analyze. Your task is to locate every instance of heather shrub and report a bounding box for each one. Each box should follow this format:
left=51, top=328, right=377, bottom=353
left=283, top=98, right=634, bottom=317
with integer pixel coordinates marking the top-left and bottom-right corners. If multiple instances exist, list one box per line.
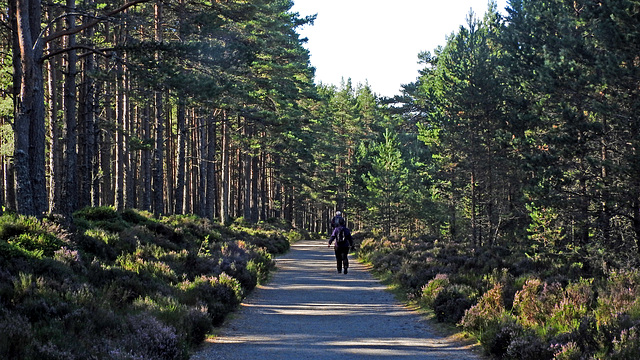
left=432, top=283, right=474, bottom=323
left=395, top=258, right=437, bottom=294
left=53, top=247, right=85, bottom=274
left=505, top=332, right=554, bottom=360
left=551, top=341, right=581, bottom=360
left=179, top=273, right=243, bottom=325
left=460, top=282, right=522, bottom=357
left=461, top=283, right=505, bottom=332
left=1, top=209, right=290, bottom=358
left=420, top=273, right=449, bottom=308
left=0, top=310, right=33, bottom=359
left=546, top=279, right=594, bottom=335
left=124, top=313, right=182, bottom=360
left=595, top=270, right=640, bottom=327
left=610, top=326, right=640, bottom=360
left=513, top=278, right=563, bottom=331
left=182, top=306, right=213, bottom=346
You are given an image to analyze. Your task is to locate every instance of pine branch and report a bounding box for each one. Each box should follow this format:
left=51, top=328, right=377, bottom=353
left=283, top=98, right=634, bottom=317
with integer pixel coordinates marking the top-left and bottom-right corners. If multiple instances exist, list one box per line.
left=42, top=0, right=152, bottom=44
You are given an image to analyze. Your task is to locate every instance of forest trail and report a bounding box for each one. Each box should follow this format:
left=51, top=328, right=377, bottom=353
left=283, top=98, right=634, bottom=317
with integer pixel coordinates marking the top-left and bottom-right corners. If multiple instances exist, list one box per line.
left=191, top=239, right=484, bottom=360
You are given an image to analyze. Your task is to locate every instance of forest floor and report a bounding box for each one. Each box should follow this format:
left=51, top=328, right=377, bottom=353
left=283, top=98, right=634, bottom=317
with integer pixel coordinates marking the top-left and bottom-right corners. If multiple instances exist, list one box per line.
left=191, top=239, right=485, bottom=360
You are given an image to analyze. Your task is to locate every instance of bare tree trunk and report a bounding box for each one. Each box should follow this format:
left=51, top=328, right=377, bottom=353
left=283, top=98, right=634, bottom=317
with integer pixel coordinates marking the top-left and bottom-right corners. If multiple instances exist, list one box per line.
left=114, top=55, right=125, bottom=211
left=243, top=127, right=251, bottom=221
left=78, top=30, right=98, bottom=209
left=46, top=7, right=62, bottom=214
left=61, top=0, right=78, bottom=216
left=205, top=113, right=217, bottom=219
left=198, top=112, right=207, bottom=217
left=260, top=153, right=267, bottom=221
left=174, top=97, right=186, bottom=214
left=100, top=68, right=114, bottom=206
left=152, top=0, right=164, bottom=217
left=14, top=0, right=47, bottom=217
left=220, top=112, right=230, bottom=224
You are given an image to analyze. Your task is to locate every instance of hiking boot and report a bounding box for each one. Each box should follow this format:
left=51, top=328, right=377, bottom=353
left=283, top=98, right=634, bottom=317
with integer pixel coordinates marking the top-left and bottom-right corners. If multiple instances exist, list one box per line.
left=343, top=268, right=348, bottom=274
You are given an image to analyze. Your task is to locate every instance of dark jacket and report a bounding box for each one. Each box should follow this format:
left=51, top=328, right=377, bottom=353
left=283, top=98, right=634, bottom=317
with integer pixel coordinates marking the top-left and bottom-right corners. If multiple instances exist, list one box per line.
left=328, top=226, right=353, bottom=248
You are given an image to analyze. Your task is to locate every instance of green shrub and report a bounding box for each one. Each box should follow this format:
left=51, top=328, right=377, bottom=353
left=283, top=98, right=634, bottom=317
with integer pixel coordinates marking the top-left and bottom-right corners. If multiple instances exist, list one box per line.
left=86, top=228, right=135, bottom=255
left=121, top=208, right=153, bottom=225
left=0, top=214, right=45, bottom=241
left=179, top=273, right=243, bottom=325
left=432, top=284, right=474, bottom=323
left=8, top=232, right=64, bottom=258
left=420, top=274, right=449, bottom=308
left=73, top=206, right=119, bottom=221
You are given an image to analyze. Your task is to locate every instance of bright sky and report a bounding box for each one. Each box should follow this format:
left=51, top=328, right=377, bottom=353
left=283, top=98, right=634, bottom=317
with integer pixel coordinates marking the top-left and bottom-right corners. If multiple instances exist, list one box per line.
left=291, top=0, right=510, bottom=97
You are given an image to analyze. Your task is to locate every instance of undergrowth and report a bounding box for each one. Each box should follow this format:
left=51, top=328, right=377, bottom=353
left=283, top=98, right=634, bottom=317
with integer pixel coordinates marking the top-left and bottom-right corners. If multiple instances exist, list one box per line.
left=358, top=235, right=640, bottom=360
left=0, top=207, right=302, bottom=359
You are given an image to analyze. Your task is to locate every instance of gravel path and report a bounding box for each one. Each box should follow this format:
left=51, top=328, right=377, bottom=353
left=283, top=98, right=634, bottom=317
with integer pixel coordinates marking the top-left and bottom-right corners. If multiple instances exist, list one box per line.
left=192, top=239, right=484, bottom=360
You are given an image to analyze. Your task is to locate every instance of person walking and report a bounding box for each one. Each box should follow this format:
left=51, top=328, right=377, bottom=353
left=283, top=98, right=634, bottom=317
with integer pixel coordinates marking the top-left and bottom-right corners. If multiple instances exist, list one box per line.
left=328, top=224, right=354, bottom=274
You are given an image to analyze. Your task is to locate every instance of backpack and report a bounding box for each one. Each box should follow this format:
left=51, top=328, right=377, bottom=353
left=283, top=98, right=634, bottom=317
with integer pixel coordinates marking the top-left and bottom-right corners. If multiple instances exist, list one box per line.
left=336, top=228, right=347, bottom=246
left=332, top=215, right=345, bottom=228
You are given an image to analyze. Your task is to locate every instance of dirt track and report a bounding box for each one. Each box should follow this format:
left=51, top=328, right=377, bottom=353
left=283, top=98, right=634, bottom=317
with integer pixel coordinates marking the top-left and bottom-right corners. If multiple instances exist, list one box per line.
left=191, top=239, right=484, bottom=360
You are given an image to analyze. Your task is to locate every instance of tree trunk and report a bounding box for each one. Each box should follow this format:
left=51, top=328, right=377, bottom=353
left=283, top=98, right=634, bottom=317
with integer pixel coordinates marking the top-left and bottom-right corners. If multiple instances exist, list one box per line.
left=174, top=97, right=186, bottom=214
left=79, top=24, right=98, bottom=209
left=198, top=113, right=207, bottom=217
left=114, top=56, right=125, bottom=211
left=62, top=0, right=78, bottom=217
left=152, top=0, right=164, bottom=217
left=220, top=112, right=230, bottom=224
left=205, top=112, right=217, bottom=220
left=46, top=10, right=62, bottom=213
left=251, top=153, right=259, bottom=223
left=141, top=102, right=152, bottom=211
left=14, top=0, right=47, bottom=217
left=243, top=127, right=251, bottom=221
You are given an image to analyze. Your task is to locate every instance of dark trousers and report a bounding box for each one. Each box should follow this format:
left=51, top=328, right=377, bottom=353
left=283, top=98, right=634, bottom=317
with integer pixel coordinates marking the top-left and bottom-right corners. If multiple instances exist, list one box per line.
left=334, top=246, right=349, bottom=271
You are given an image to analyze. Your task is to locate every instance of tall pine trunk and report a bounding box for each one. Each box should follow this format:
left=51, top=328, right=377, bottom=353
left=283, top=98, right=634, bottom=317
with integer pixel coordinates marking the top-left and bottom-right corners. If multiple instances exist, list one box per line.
left=46, top=9, right=62, bottom=214
left=205, top=113, right=217, bottom=219
left=152, top=0, right=164, bottom=217
left=61, top=0, right=78, bottom=217
left=14, top=0, right=47, bottom=216
left=174, top=97, right=186, bottom=214
left=220, top=112, right=230, bottom=224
